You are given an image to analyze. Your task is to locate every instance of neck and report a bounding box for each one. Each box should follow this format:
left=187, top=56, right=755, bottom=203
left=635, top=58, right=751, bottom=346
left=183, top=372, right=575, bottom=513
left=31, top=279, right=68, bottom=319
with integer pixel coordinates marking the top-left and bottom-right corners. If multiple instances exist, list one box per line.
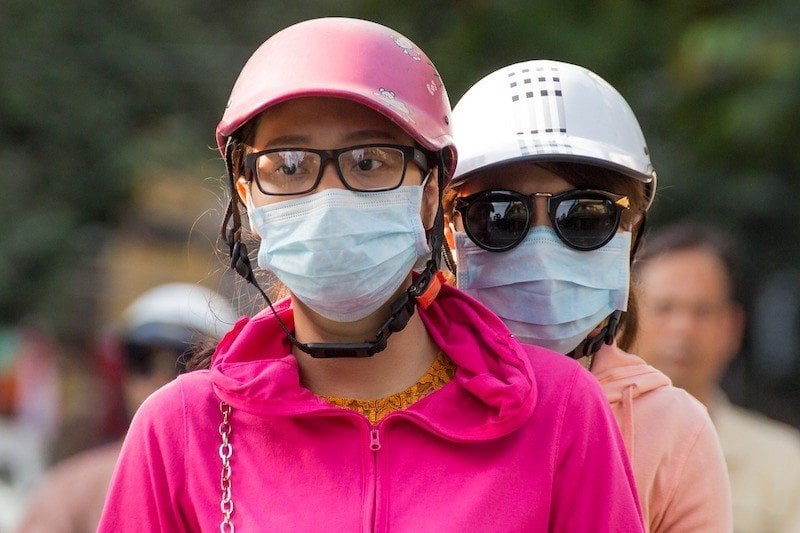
left=690, top=386, right=717, bottom=410
left=290, top=293, right=440, bottom=399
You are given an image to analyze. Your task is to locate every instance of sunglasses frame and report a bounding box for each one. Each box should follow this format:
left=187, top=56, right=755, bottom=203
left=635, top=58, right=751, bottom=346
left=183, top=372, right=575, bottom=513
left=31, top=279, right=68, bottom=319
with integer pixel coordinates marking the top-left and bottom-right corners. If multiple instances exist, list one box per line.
left=455, top=188, right=630, bottom=252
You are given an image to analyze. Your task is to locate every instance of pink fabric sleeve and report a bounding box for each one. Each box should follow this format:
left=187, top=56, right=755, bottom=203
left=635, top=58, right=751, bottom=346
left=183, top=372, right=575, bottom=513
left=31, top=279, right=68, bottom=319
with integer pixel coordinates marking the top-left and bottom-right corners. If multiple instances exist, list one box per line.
left=549, top=366, right=645, bottom=532
left=656, top=414, right=732, bottom=531
left=97, top=380, right=189, bottom=532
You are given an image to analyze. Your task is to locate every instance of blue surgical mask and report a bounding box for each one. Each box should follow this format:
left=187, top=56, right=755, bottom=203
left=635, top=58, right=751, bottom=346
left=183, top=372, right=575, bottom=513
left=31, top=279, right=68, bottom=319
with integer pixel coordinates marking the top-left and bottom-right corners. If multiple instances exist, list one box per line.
left=455, top=226, right=630, bottom=354
left=248, top=187, right=430, bottom=322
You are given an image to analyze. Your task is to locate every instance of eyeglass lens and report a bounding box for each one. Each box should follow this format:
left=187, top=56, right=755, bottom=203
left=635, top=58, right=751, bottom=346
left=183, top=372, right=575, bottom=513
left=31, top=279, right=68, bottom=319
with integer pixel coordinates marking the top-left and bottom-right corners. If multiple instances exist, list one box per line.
left=464, top=195, right=530, bottom=250
left=553, top=198, right=618, bottom=249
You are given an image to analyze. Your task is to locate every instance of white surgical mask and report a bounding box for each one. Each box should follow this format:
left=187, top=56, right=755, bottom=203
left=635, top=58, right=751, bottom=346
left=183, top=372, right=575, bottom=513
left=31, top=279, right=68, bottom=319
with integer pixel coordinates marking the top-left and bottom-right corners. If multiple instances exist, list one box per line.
left=455, top=226, right=630, bottom=354
left=248, top=187, right=430, bottom=322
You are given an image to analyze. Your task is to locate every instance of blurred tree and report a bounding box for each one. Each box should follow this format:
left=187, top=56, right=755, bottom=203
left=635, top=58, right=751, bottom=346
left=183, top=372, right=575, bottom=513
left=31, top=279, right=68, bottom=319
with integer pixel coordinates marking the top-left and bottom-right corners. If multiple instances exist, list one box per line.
left=2, top=0, right=799, bottom=417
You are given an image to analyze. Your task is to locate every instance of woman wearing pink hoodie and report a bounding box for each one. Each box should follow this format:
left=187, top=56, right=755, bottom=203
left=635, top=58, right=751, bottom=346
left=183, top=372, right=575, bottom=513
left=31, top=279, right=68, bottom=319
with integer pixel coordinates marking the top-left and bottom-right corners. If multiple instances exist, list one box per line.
left=444, top=60, right=732, bottom=531
left=98, top=20, right=642, bottom=531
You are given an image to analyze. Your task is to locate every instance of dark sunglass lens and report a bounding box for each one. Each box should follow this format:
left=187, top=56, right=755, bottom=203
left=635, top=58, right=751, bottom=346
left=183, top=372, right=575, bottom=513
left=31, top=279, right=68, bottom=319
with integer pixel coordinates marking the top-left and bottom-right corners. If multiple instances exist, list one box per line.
left=466, top=195, right=529, bottom=250
left=554, top=197, right=618, bottom=249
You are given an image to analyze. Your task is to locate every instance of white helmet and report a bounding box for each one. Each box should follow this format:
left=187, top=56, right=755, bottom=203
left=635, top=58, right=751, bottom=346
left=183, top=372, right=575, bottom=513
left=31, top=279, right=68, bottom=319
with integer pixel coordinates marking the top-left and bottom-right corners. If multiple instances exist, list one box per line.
left=121, top=283, right=237, bottom=346
left=451, top=60, right=657, bottom=209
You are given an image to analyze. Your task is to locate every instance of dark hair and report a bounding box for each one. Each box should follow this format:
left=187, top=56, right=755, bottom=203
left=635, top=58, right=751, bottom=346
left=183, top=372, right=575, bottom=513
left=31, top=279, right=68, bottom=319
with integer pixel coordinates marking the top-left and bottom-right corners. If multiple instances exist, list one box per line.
left=444, top=161, right=648, bottom=351
left=185, top=119, right=263, bottom=372
left=183, top=338, right=218, bottom=372
left=633, top=222, right=742, bottom=304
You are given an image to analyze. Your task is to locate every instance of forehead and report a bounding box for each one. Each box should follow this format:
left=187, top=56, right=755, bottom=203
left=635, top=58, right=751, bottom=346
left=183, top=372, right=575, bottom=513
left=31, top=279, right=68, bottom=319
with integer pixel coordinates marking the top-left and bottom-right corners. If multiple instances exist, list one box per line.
left=252, top=96, right=414, bottom=148
left=638, top=248, right=732, bottom=302
left=456, top=162, right=572, bottom=196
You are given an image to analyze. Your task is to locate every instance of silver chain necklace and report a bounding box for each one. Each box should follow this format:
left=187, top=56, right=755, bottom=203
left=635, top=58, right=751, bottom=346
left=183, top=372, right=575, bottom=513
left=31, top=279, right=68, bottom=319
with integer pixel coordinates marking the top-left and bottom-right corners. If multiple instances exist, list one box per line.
left=219, top=401, right=234, bottom=532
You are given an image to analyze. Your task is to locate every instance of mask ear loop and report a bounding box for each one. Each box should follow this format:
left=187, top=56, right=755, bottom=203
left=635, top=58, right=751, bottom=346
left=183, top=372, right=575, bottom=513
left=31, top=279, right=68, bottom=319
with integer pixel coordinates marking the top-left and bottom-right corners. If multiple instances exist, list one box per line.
left=222, top=139, right=446, bottom=358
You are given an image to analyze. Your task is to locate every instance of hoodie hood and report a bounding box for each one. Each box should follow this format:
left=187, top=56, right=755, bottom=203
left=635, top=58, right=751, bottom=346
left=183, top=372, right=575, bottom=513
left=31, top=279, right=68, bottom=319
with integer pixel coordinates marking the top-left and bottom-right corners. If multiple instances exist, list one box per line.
left=208, top=283, right=537, bottom=442
left=591, top=342, right=672, bottom=453
left=592, top=342, right=671, bottom=403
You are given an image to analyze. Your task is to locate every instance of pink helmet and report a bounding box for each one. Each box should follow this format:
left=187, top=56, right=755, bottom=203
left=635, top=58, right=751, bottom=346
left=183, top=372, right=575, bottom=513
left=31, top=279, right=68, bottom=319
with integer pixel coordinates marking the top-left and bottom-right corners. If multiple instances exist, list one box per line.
left=216, top=17, right=456, bottom=176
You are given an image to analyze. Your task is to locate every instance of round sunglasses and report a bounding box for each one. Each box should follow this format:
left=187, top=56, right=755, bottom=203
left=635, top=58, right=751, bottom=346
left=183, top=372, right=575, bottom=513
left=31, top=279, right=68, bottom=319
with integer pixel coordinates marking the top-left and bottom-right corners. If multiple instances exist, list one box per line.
left=454, top=189, right=630, bottom=252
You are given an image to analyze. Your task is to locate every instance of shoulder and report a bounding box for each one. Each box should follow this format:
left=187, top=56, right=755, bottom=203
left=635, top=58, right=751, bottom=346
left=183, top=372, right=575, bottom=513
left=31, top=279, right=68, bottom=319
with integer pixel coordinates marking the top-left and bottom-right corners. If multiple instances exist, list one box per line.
left=631, top=385, right=722, bottom=475
left=637, top=384, right=711, bottom=430
left=45, top=441, right=121, bottom=479
left=521, top=343, right=583, bottom=382
left=129, top=370, right=217, bottom=436
left=148, top=369, right=214, bottom=405
left=19, top=441, right=123, bottom=530
left=521, top=343, right=600, bottom=395
left=716, top=400, right=800, bottom=456
left=520, top=343, right=610, bottom=419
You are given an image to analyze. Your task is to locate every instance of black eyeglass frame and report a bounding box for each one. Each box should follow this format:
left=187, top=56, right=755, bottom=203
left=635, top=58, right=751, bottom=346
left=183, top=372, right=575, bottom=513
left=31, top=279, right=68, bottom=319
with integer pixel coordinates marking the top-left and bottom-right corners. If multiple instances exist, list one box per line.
left=243, top=143, right=430, bottom=196
left=455, top=188, right=630, bottom=252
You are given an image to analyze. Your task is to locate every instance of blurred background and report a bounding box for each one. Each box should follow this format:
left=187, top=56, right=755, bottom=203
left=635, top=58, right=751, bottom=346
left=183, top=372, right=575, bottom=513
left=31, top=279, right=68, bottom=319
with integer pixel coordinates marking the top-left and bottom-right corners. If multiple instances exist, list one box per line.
left=1, top=0, right=799, bottom=525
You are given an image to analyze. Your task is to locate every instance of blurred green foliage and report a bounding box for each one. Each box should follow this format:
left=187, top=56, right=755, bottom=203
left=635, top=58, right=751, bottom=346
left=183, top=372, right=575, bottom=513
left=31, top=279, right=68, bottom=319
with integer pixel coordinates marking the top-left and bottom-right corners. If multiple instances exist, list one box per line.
left=1, top=0, right=799, bottom=339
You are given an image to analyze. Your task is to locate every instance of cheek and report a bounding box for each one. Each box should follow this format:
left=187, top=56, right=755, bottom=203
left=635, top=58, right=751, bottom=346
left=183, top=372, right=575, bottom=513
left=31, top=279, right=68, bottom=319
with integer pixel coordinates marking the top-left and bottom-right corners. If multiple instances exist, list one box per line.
left=420, top=173, right=440, bottom=230
left=450, top=212, right=465, bottom=232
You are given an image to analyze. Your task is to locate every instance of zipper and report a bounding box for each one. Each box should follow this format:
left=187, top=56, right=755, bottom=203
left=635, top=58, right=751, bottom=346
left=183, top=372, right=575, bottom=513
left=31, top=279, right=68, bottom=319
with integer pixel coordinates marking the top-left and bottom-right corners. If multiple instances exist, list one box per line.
left=368, top=424, right=381, bottom=532
left=369, top=426, right=381, bottom=451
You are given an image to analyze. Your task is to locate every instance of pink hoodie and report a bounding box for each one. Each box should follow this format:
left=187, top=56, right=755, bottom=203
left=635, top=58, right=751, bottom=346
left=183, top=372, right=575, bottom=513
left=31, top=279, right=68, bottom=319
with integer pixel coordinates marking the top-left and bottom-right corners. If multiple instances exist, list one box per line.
left=99, top=285, right=642, bottom=532
left=592, top=343, right=732, bottom=532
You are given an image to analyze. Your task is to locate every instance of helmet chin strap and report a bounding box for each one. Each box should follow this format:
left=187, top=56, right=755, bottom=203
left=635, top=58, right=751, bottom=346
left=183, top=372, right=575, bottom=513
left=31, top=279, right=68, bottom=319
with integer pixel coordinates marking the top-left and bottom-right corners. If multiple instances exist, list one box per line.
left=567, top=310, right=622, bottom=360
left=222, top=146, right=446, bottom=358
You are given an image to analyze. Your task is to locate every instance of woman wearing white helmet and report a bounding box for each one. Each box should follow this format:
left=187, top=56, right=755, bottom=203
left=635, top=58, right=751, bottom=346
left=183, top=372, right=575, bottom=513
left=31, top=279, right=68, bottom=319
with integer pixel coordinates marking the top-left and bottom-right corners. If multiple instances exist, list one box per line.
left=100, top=23, right=642, bottom=531
left=21, top=283, right=235, bottom=532
left=445, top=59, right=732, bottom=531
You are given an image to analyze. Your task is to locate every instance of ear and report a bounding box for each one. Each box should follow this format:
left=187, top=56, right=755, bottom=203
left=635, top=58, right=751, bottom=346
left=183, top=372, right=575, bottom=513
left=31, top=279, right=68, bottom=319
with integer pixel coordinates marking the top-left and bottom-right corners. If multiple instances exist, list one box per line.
left=627, top=211, right=646, bottom=253
left=421, top=168, right=440, bottom=231
left=236, top=176, right=251, bottom=206
left=626, top=211, right=644, bottom=232
left=726, top=302, right=747, bottom=361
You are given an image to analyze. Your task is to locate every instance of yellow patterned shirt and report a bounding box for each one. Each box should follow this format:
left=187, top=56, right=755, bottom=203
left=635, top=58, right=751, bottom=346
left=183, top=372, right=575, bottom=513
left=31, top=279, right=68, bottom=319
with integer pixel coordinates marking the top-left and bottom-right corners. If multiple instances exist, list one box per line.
left=322, top=351, right=456, bottom=424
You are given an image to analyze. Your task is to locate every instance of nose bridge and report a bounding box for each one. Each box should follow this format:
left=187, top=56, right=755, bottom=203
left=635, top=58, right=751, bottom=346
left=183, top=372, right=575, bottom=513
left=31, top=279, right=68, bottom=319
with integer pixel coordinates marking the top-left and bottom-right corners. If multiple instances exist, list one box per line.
left=664, top=303, right=698, bottom=335
left=531, top=193, right=553, bottom=227
left=317, top=151, right=346, bottom=190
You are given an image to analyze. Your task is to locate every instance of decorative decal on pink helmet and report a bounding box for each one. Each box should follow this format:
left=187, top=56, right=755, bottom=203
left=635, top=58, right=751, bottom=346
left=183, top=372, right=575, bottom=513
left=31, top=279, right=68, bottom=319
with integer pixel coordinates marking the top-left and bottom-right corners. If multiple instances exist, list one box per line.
left=427, top=80, right=439, bottom=95
left=393, top=36, right=422, bottom=61
left=216, top=18, right=455, bottom=177
left=374, top=88, right=416, bottom=123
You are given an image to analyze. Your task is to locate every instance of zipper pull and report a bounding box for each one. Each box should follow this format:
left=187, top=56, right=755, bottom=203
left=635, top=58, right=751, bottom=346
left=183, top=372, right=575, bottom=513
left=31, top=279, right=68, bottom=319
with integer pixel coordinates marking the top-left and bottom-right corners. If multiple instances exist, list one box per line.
left=369, top=427, right=381, bottom=451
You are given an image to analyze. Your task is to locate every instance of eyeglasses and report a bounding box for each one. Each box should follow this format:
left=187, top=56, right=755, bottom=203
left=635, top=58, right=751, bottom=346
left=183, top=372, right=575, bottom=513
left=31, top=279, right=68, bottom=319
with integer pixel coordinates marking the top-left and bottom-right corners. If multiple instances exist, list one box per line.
left=243, top=144, right=430, bottom=196
left=454, top=189, right=630, bottom=252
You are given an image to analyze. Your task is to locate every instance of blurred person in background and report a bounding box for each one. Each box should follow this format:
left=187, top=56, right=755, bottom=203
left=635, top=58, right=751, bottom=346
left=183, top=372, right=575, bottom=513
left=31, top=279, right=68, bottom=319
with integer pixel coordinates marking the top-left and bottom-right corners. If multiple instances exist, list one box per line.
left=444, top=59, right=731, bottom=531
left=0, top=325, right=59, bottom=531
left=18, top=283, right=235, bottom=533
left=633, top=222, right=800, bottom=532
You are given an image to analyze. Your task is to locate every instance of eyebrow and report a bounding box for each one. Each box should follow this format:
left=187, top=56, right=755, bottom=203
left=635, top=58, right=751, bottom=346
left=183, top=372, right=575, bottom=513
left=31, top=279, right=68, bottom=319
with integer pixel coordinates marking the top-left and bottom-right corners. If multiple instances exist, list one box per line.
left=343, top=129, right=401, bottom=143
left=263, top=129, right=402, bottom=148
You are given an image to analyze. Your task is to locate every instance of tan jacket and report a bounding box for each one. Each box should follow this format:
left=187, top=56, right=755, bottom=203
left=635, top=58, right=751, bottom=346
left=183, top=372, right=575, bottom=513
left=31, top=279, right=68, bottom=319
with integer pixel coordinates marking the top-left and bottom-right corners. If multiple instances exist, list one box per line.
left=713, top=393, right=800, bottom=533
left=18, top=441, right=122, bottom=533
left=593, top=343, right=733, bottom=532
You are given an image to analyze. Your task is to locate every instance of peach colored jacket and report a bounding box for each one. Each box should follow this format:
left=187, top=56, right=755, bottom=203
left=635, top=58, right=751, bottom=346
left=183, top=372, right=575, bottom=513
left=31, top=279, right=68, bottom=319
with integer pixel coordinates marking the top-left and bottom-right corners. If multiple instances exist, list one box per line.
left=592, top=343, right=732, bottom=532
